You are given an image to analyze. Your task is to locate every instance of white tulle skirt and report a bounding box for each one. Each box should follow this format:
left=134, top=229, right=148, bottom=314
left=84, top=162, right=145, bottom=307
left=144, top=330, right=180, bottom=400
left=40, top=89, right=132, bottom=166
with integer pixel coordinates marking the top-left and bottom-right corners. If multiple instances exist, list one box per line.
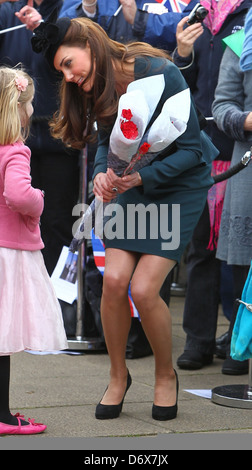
left=0, top=247, right=68, bottom=355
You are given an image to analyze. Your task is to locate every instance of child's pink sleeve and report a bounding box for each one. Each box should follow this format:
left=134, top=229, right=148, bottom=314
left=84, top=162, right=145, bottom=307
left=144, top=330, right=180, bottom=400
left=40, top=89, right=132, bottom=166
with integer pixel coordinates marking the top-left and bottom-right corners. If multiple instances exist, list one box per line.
left=2, top=143, right=44, bottom=217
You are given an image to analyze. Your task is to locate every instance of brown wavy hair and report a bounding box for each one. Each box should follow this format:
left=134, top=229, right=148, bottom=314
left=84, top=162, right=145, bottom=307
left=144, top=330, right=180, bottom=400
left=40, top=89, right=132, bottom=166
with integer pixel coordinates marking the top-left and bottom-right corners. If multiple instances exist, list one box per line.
left=50, top=17, right=171, bottom=150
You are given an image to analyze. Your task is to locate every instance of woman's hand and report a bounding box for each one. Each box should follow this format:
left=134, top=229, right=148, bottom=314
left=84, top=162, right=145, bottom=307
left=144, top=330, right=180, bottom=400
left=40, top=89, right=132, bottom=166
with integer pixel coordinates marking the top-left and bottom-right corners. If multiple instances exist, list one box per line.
left=107, top=168, right=142, bottom=193
left=93, top=172, right=117, bottom=202
left=176, top=16, right=204, bottom=57
left=93, top=169, right=142, bottom=202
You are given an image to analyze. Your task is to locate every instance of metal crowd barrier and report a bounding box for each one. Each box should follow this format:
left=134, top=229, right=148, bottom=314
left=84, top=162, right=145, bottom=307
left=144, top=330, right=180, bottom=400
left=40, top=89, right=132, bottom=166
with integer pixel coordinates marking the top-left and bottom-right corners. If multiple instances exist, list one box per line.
left=67, top=147, right=105, bottom=351
left=212, top=297, right=252, bottom=409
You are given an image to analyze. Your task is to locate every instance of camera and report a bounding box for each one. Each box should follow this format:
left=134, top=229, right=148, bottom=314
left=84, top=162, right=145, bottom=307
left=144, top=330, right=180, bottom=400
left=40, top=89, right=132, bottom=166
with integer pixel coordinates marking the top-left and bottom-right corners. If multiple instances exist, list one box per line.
left=187, top=3, right=208, bottom=25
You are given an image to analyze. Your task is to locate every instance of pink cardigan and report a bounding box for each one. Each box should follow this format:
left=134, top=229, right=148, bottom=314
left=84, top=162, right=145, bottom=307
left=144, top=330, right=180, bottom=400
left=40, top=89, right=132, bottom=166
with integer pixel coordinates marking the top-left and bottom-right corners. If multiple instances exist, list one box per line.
left=0, top=141, right=44, bottom=251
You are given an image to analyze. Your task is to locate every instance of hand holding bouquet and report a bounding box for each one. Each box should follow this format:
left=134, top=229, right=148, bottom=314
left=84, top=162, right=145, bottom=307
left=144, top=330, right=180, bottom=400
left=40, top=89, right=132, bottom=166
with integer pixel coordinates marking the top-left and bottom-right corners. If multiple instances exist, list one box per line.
left=69, top=75, right=190, bottom=252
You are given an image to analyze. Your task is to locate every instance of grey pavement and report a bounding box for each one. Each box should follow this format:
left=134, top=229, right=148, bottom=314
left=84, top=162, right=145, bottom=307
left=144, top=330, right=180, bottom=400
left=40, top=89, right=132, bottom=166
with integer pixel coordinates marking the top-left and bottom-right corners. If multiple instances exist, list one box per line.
left=1, top=294, right=252, bottom=450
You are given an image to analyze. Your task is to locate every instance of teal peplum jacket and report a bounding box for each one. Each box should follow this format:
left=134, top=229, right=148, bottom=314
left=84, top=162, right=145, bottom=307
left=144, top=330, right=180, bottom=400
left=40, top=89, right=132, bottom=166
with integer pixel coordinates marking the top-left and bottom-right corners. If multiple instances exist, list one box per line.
left=93, top=57, right=218, bottom=262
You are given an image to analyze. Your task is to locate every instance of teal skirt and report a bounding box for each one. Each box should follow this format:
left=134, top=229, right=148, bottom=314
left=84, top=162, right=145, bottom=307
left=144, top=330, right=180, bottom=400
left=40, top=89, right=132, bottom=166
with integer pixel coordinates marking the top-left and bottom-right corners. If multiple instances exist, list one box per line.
left=105, top=162, right=213, bottom=262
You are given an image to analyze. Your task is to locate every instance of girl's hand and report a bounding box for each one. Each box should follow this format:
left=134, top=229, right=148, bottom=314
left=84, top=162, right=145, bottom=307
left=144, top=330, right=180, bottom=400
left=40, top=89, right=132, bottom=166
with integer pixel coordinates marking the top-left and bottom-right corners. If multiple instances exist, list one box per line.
left=176, top=16, right=204, bottom=57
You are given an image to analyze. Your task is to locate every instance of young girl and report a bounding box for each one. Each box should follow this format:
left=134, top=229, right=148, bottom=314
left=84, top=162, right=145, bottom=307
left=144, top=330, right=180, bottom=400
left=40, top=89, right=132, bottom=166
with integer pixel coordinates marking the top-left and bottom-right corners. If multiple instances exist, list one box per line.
left=0, top=67, right=68, bottom=435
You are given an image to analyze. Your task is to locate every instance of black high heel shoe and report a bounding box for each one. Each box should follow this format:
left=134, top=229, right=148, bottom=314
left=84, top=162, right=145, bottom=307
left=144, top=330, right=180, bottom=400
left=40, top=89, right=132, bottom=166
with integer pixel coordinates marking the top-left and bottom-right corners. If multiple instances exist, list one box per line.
left=152, top=370, right=179, bottom=421
left=95, top=370, right=132, bottom=420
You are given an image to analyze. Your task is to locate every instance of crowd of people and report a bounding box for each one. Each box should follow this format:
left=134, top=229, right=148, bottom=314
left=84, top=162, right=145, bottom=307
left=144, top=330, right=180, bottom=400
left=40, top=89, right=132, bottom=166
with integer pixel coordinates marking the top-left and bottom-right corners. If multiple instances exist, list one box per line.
left=0, top=0, right=251, bottom=435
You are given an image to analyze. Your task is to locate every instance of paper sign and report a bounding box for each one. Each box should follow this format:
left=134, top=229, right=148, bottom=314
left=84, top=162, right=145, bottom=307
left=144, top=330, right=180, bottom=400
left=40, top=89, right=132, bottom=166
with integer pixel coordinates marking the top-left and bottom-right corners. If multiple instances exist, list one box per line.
left=51, top=246, right=78, bottom=304
left=184, top=389, right=212, bottom=399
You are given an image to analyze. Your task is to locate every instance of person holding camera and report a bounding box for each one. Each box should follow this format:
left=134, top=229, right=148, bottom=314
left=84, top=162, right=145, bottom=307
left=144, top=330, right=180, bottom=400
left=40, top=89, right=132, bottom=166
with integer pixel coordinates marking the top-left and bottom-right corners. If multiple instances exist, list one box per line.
left=173, top=0, right=252, bottom=374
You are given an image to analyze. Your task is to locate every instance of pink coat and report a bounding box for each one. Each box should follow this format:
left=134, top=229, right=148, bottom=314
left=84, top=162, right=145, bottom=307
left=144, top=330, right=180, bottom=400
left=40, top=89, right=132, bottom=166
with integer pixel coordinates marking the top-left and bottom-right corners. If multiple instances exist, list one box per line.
left=0, top=141, right=44, bottom=251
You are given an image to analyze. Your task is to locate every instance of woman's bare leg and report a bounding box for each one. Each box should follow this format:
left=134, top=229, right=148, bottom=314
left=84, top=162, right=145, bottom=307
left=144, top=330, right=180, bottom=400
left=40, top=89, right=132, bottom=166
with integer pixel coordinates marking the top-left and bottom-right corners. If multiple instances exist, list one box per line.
left=131, top=255, right=177, bottom=406
left=99, top=248, right=138, bottom=405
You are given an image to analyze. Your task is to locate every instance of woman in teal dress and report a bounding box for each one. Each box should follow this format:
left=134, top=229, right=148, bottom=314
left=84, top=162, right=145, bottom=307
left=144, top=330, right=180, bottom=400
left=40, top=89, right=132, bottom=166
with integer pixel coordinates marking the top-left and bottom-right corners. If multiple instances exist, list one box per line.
left=32, top=16, right=218, bottom=421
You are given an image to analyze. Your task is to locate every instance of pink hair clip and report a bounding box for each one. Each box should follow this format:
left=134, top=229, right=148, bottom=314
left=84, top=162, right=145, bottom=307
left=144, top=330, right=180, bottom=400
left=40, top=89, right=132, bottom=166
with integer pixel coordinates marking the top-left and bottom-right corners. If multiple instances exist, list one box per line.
left=15, top=76, right=28, bottom=93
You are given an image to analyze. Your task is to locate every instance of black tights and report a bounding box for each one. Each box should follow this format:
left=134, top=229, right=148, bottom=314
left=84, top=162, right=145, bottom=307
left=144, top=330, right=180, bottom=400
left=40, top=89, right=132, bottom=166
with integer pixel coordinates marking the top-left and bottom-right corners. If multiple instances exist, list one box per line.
left=0, top=355, right=28, bottom=425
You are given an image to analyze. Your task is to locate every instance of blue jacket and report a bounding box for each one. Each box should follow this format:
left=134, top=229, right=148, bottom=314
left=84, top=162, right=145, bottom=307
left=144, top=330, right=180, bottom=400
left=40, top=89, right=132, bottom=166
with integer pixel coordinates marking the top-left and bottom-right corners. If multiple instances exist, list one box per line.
left=0, top=0, right=69, bottom=153
left=60, top=0, right=197, bottom=51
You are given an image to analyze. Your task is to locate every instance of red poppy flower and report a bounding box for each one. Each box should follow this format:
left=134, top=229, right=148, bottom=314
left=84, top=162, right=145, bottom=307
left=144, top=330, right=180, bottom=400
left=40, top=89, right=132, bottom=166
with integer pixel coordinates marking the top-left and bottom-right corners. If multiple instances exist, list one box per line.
left=139, top=142, right=151, bottom=154
left=121, top=120, right=138, bottom=140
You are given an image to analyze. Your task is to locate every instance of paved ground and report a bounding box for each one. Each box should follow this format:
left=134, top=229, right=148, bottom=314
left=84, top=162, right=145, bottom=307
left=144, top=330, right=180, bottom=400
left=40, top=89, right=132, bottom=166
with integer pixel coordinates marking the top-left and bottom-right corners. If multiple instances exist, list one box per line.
left=1, top=294, right=252, bottom=450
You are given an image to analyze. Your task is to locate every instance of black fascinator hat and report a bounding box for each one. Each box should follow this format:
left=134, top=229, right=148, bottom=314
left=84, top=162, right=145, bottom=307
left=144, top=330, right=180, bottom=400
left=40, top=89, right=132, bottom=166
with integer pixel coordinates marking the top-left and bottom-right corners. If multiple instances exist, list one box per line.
left=31, top=9, right=71, bottom=69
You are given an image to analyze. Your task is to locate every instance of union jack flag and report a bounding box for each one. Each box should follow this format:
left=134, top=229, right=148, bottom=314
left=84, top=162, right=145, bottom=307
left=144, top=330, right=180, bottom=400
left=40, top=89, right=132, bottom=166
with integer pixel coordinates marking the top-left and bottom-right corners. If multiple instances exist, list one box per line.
left=91, top=230, right=140, bottom=319
left=166, top=0, right=191, bottom=12
left=143, top=0, right=191, bottom=13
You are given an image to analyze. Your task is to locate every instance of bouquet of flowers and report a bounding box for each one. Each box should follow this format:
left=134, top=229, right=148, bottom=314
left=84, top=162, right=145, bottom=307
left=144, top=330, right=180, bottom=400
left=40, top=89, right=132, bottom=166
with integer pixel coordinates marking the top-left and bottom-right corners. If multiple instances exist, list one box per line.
left=69, top=75, right=190, bottom=252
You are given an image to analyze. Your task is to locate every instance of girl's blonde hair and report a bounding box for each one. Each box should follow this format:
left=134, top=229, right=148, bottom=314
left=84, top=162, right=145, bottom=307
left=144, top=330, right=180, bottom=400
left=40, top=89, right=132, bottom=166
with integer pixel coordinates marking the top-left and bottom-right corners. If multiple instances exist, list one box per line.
left=0, top=66, right=34, bottom=145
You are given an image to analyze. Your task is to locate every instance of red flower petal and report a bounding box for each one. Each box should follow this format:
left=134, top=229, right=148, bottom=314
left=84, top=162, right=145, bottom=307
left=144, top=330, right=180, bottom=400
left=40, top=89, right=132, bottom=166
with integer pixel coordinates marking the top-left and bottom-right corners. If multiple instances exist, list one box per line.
left=121, top=109, right=133, bottom=121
